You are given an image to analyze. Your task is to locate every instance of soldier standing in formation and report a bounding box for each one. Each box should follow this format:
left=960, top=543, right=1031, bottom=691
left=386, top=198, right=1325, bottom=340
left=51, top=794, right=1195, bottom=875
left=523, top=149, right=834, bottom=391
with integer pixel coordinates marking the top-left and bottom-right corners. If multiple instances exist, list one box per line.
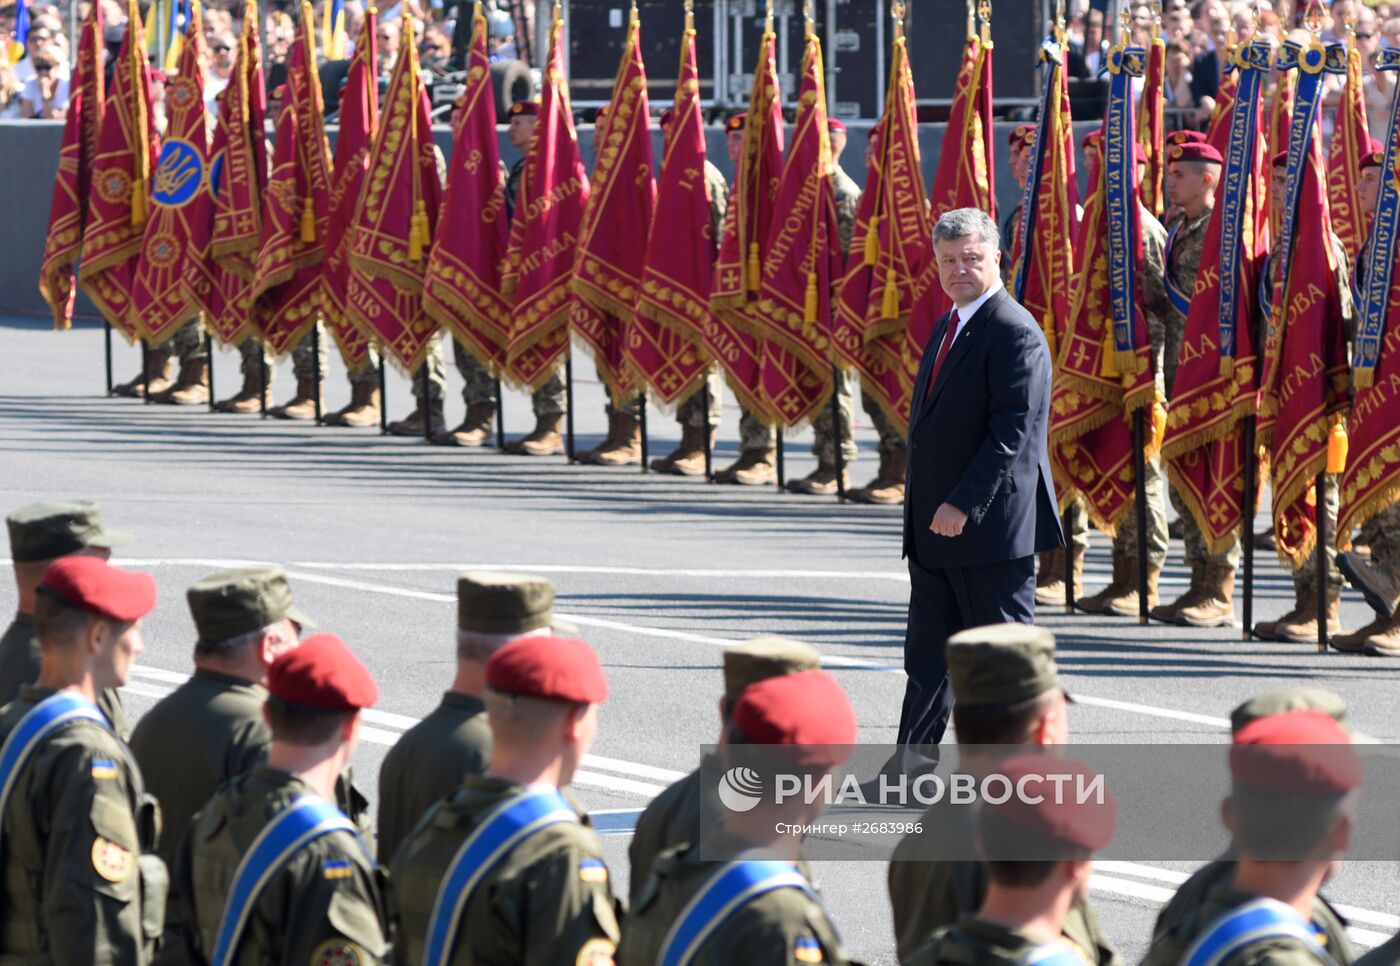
left=375, top=571, right=572, bottom=862
left=388, top=634, right=622, bottom=963
left=179, top=633, right=389, bottom=964
left=0, top=557, right=164, bottom=962
left=2, top=501, right=132, bottom=736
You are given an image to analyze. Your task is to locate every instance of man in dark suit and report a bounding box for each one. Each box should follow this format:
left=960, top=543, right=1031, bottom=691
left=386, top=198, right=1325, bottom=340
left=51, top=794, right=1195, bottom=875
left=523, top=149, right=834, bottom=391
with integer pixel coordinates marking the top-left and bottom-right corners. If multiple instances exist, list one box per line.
left=897, top=207, right=1063, bottom=776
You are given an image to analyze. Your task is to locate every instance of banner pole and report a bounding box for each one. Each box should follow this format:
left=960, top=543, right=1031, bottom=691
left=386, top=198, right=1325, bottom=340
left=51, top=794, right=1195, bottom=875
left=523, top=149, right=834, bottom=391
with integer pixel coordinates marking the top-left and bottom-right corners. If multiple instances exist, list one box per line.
left=1133, top=407, right=1149, bottom=624
left=565, top=353, right=576, bottom=462
left=1063, top=507, right=1075, bottom=614
left=104, top=322, right=113, bottom=394
left=1316, top=470, right=1328, bottom=653
left=776, top=431, right=785, bottom=490
left=312, top=325, right=324, bottom=424
left=205, top=328, right=215, bottom=413
left=831, top=364, right=846, bottom=502
left=378, top=356, right=388, bottom=435
left=702, top=383, right=714, bottom=481
left=1241, top=416, right=1256, bottom=640
left=495, top=376, right=505, bottom=449
left=419, top=366, right=432, bottom=442
left=639, top=393, right=649, bottom=473
left=141, top=339, right=151, bottom=404
left=259, top=346, right=269, bottom=419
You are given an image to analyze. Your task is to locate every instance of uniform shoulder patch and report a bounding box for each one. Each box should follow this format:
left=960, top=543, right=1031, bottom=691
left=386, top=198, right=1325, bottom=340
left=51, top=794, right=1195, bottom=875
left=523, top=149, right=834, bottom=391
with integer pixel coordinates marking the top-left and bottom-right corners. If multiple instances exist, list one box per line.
left=91, top=836, right=135, bottom=882
left=575, top=936, right=616, bottom=966
left=322, top=858, right=354, bottom=880
left=90, top=759, right=118, bottom=780
left=578, top=857, right=608, bottom=883
left=793, top=936, right=825, bottom=963
left=311, top=939, right=367, bottom=965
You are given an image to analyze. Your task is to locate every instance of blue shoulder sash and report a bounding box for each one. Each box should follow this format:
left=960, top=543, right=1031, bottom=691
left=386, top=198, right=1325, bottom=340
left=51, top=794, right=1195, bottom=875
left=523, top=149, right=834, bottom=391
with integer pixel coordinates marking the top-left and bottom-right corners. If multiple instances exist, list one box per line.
left=1182, top=897, right=1336, bottom=966
left=658, top=857, right=818, bottom=966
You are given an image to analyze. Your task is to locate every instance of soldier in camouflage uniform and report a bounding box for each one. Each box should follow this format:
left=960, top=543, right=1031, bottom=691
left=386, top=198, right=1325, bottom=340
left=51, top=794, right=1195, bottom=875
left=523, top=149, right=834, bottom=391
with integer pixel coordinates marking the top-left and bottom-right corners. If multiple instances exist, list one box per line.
left=109, top=318, right=210, bottom=405
left=1333, top=145, right=1400, bottom=655
left=1078, top=144, right=1173, bottom=617
left=888, top=625, right=1122, bottom=966
left=388, top=635, right=621, bottom=964
left=617, top=670, right=858, bottom=966
left=1253, top=152, right=1354, bottom=644
left=1150, top=141, right=1240, bottom=628
left=1142, top=709, right=1362, bottom=966
left=1149, top=689, right=1361, bottom=962
left=212, top=336, right=276, bottom=414
left=0, top=558, right=165, bottom=964
left=650, top=107, right=728, bottom=476
left=180, top=634, right=390, bottom=965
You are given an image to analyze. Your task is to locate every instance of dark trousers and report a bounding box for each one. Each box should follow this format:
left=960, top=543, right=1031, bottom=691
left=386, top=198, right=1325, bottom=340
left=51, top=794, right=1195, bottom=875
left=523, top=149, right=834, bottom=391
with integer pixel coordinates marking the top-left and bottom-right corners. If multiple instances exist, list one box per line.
left=896, top=553, right=1036, bottom=749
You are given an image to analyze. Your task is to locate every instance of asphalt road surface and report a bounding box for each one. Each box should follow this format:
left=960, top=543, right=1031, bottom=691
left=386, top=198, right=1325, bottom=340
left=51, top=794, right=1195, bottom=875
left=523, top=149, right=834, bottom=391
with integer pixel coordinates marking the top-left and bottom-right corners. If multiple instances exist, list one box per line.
left=4, top=316, right=1400, bottom=965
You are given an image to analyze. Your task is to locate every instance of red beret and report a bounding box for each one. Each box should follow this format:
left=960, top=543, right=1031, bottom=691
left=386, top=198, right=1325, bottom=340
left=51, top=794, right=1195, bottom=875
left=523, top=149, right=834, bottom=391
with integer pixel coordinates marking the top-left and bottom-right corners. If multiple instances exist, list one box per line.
left=725, top=113, right=746, bottom=133
left=1168, top=141, right=1223, bottom=165
left=1272, top=149, right=1289, bottom=169
left=1009, top=123, right=1035, bottom=148
left=39, top=557, right=157, bottom=623
left=594, top=103, right=609, bottom=121
left=508, top=100, right=538, bottom=117
left=827, top=117, right=847, bottom=134
left=982, top=755, right=1118, bottom=851
left=1230, top=710, right=1363, bottom=796
left=268, top=633, right=379, bottom=711
left=731, top=670, right=856, bottom=769
left=149, top=70, right=168, bottom=84
left=486, top=635, right=608, bottom=704
left=1361, top=138, right=1385, bottom=169
left=1081, top=128, right=1103, bottom=151
left=1165, top=130, right=1206, bottom=147
left=659, top=107, right=674, bottom=128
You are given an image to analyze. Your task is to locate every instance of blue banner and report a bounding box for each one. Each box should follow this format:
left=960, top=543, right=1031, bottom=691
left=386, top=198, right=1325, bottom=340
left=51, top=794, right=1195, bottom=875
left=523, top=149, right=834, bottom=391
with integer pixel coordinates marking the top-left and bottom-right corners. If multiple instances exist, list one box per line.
left=1355, top=45, right=1400, bottom=381
left=1013, top=40, right=1062, bottom=304
left=1105, top=43, right=1147, bottom=366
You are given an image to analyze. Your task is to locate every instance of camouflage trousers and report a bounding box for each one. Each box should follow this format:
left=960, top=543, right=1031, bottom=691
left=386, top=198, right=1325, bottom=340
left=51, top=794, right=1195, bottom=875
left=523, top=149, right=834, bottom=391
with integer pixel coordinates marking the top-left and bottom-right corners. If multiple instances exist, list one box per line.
left=233, top=327, right=326, bottom=381
left=411, top=335, right=498, bottom=409
left=809, top=371, right=908, bottom=464
left=151, top=319, right=207, bottom=363
left=1111, top=450, right=1170, bottom=568
left=1170, top=485, right=1241, bottom=570
left=1060, top=496, right=1091, bottom=553
left=1359, top=502, right=1400, bottom=571
left=739, top=407, right=774, bottom=453
left=1289, top=473, right=1343, bottom=594
left=674, top=368, right=725, bottom=429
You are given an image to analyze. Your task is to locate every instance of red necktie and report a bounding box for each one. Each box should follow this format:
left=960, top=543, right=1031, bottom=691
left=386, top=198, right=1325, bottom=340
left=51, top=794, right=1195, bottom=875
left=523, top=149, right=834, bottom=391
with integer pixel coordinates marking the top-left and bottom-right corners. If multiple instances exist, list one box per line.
left=924, top=310, right=960, bottom=401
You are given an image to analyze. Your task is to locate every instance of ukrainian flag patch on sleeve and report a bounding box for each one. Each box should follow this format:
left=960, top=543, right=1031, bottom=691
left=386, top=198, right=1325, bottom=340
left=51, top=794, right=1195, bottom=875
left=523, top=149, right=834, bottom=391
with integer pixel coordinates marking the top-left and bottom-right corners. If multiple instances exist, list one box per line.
left=322, top=858, right=354, bottom=880
left=578, top=858, right=608, bottom=883
left=794, top=936, right=824, bottom=963
left=90, top=760, right=118, bottom=780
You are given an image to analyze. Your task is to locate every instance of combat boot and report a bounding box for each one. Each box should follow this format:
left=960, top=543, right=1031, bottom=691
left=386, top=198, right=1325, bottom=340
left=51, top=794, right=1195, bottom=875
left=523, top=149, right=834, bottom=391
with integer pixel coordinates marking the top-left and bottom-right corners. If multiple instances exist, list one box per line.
left=576, top=413, right=622, bottom=463
left=323, top=382, right=381, bottom=427
left=269, top=377, right=321, bottom=420
left=1274, top=590, right=1342, bottom=644
left=715, top=448, right=777, bottom=485
left=431, top=403, right=497, bottom=446
left=650, top=424, right=711, bottom=475
left=213, top=367, right=272, bottom=413
left=1177, top=564, right=1236, bottom=628
left=584, top=413, right=642, bottom=466
left=1150, top=561, right=1206, bottom=624
left=1077, top=550, right=1132, bottom=614
left=1362, top=610, right=1400, bottom=656
left=1331, top=612, right=1393, bottom=653
left=387, top=400, right=445, bottom=437
left=1253, top=599, right=1308, bottom=641
left=112, top=351, right=174, bottom=398
left=1034, top=549, right=1065, bottom=604
left=1099, top=561, right=1160, bottom=617
left=786, top=460, right=849, bottom=496
left=1036, top=546, right=1084, bottom=608
left=1253, top=527, right=1276, bottom=551
left=504, top=413, right=565, bottom=456
left=1337, top=550, right=1400, bottom=619
left=849, top=448, right=906, bottom=505
left=155, top=358, right=210, bottom=405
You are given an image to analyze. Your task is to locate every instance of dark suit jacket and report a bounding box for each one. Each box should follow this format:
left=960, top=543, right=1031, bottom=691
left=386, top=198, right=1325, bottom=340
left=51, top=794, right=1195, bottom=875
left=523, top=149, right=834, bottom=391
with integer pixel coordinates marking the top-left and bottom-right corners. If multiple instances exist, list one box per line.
left=902, top=287, right=1064, bottom=568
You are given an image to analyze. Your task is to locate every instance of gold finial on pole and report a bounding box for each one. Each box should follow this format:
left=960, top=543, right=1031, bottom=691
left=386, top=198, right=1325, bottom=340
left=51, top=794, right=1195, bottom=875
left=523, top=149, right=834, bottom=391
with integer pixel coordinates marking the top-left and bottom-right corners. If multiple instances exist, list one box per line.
left=765, top=0, right=774, bottom=33
left=804, top=0, right=814, bottom=39
left=892, top=0, right=905, bottom=40
left=1055, top=0, right=1066, bottom=47
left=684, top=0, right=693, bottom=32
left=966, top=0, right=975, bottom=41
left=979, top=0, right=991, bottom=45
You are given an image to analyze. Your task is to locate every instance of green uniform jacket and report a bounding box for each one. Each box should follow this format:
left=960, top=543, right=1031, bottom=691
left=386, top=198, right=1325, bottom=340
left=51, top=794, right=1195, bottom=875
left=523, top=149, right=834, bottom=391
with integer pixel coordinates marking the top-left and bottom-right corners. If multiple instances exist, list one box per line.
left=0, top=685, right=166, bottom=965
left=388, top=774, right=621, bottom=965
left=0, top=613, right=131, bottom=739
left=887, top=807, right=1121, bottom=965
left=905, top=914, right=1088, bottom=965
left=831, top=163, right=861, bottom=259
left=180, top=766, right=389, bottom=965
left=628, top=756, right=714, bottom=905
left=1142, top=881, right=1349, bottom=965
left=616, top=836, right=853, bottom=966
left=375, top=691, right=490, bottom=865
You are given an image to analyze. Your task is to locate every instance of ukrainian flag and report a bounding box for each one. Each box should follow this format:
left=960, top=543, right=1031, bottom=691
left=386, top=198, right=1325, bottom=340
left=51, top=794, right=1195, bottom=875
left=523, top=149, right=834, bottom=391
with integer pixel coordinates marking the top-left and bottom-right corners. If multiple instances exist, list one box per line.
left=322, top=0, right=346, bottom=60
left=162, top=0, right=187, bottom=72
left=6, top=0, right=29, bottom=66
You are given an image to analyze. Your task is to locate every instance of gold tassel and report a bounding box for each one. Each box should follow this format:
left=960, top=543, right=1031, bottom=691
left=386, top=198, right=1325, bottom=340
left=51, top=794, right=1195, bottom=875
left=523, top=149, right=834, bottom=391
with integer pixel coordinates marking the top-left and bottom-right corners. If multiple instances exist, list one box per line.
left=747, top=242, right=762, bottom=293
left=1327, top=418, right=1348, bottom=474
left=1219, top=355, right=1234, bottom=380
left=803, top=269, right=819, bottom=328
left=408, top=217, right=424, bottom=263
left=1354, top=365, right=1375, bottom=389
left=300, top=197, right=316, bottom=243
left=1098, top=326, right=1118, bottom=378
left=879, top=269, right=900, bottom=320
left=863, top=215, right=880, bottom=267
left=130, top=179, right=146, bottom=227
